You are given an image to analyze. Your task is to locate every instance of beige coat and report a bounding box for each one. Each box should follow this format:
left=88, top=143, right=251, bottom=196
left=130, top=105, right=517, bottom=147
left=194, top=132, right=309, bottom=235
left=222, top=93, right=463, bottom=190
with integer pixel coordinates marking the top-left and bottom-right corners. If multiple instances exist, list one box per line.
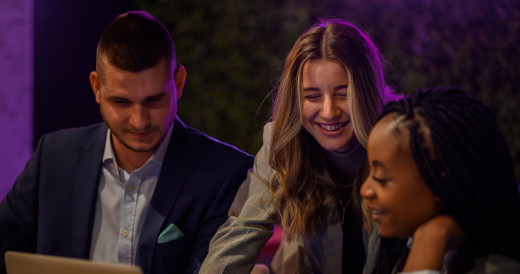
left=200, top=123, right=368, bottom=274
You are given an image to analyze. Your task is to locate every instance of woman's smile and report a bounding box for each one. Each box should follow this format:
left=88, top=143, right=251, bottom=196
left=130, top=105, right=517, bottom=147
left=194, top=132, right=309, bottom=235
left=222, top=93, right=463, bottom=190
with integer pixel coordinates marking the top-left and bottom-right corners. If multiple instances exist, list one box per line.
left=302, top=59, right=356, bottom=152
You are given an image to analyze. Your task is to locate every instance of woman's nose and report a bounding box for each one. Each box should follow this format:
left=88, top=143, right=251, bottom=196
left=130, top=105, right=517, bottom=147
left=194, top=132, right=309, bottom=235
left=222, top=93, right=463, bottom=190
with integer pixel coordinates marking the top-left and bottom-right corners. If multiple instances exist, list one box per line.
left=360, top=178, right=376, bottom=200
left=320, top=96, right=339, bottom=119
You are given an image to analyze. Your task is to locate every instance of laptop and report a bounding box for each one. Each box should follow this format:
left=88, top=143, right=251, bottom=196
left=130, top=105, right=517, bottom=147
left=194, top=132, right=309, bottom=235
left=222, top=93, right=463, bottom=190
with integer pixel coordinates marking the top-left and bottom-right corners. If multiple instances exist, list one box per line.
left=5, top=251, right=143, bottom=274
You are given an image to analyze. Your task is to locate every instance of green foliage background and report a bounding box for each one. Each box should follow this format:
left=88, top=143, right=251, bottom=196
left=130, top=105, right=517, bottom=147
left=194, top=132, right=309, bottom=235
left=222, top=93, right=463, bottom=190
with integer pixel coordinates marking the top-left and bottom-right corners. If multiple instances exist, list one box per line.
left=137, top=0, right=520, bottom=180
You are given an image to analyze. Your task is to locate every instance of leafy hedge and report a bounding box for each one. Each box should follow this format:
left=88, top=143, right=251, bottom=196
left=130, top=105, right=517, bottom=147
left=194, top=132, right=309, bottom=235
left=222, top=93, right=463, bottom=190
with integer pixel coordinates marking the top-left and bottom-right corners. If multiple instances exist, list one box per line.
left=137, top=0, right=520, bottom=179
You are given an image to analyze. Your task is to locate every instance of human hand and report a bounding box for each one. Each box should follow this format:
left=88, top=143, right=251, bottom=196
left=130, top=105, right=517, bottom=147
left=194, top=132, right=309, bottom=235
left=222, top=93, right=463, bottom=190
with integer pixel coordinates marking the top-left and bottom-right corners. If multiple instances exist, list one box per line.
left=403, top=215, right=467, bottom=272
left=414, top=214, right=467, bottom=252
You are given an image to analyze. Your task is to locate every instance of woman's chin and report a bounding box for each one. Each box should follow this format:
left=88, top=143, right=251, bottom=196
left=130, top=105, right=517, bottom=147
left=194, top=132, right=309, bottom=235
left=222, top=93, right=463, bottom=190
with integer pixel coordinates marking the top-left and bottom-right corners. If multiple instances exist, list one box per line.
left=378, top=225, right=413, bottom=239
left=320, top=140, right=355, bottom=153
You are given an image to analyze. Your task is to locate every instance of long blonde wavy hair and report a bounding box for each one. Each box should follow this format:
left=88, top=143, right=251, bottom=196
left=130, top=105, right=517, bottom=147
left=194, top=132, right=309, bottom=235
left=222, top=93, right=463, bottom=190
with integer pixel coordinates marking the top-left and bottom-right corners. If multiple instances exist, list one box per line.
left=268, top=19, right=397, bottom=241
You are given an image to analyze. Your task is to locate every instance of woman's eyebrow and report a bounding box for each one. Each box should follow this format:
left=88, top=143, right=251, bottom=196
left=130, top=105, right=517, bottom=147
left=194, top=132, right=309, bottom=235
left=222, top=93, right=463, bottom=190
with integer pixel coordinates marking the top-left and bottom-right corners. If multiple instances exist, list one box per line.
left=303, top=87, right=320, bottom=92
left=334, top=84, right=348, bottom=91
left=371, top=160, right=388, bottom=170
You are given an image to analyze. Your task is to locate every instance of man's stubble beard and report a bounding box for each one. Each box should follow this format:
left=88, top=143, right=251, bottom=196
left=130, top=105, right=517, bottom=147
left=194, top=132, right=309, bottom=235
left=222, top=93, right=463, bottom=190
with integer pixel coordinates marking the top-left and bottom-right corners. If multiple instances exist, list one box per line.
left=99, top=100, right=176, bottom=153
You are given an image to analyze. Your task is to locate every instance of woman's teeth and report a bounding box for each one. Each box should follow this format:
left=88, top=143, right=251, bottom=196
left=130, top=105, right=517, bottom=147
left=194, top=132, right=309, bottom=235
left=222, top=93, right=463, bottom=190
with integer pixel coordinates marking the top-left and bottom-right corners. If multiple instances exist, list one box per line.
left=320, top=123, right=346, bottom=131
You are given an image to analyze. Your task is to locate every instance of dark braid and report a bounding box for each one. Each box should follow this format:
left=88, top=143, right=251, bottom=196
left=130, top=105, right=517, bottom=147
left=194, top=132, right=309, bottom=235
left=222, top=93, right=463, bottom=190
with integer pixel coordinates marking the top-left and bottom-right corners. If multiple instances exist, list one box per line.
left=380, top=87, right=520, bottom=262
left=373, top=238, right=408, bottom=274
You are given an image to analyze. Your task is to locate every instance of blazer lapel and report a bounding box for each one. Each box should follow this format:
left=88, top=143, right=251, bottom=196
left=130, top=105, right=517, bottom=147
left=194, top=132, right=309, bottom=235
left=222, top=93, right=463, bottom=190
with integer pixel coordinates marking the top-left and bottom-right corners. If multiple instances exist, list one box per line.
left=304, top=206, right=343, bottom=274
left=136, top=117, right=196, bottom=274
left=322, top=208, right=343, bottom=274
left=71, top=124, right=107, bottom=259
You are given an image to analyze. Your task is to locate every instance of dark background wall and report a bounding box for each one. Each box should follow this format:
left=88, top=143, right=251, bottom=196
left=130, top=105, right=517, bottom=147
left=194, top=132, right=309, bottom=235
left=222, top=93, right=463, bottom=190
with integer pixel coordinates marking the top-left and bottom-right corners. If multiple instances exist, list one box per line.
left=34, top=0, right=135, bottom=148
left=34, top=0, right=520, bottom=180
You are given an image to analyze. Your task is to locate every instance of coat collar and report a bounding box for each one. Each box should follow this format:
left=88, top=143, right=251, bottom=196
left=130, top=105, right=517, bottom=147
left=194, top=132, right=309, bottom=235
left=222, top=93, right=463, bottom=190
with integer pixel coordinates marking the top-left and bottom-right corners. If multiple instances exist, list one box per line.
left=135, top=116, right=196, bottom=274
left=71, top=123, right=107, bottom=259
left=70, top=117, right=195, bottom=267
left=303, top=206, right=344, bottom=274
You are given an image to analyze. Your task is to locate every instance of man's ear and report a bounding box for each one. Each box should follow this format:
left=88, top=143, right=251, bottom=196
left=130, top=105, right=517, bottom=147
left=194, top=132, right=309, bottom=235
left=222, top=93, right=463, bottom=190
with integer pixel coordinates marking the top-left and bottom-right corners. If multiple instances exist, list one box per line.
left=90, top=71, right=101, bottom=104
left=173, top=66, right=186, bottom=100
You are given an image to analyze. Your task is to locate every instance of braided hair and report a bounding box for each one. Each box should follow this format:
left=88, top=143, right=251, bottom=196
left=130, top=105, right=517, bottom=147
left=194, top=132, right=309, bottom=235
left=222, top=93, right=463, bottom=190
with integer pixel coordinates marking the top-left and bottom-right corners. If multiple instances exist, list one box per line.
left=373, top=237, right=409, bottom=274
left=380, top=87, right=520, bottom=262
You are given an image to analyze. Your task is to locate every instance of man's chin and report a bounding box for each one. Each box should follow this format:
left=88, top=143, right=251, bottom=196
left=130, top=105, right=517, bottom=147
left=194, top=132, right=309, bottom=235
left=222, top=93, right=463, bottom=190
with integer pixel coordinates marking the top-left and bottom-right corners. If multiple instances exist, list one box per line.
left=119, top=139, right=160, bottom=153
left=124, top=143, right=158, bottom=153
left=110, top=129, right=165, bottom=154
left=129, top=147, right=157, bottom=153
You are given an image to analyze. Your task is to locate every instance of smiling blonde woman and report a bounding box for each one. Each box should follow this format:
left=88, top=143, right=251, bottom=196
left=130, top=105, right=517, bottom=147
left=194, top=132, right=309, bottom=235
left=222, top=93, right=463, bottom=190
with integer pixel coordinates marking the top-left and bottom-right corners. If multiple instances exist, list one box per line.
left=200, top=19, right=399, bottom=274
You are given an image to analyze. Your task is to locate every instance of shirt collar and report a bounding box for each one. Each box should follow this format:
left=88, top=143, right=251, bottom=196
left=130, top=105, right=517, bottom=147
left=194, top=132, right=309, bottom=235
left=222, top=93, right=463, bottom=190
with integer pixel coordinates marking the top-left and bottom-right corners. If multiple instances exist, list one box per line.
left=102, top=124, right=174, bottom=170
left=151, top=124, right=173, bottom=165
left=406, top=237, right=414, bottom=249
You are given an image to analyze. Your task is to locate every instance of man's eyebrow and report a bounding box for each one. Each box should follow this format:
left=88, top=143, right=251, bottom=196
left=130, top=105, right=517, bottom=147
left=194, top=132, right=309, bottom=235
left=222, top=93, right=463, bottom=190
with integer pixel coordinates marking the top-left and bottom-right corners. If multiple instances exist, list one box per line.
left=105, top=91, right=167, bottom=100
left=106, top=95, right=128, bottom=100
left=146, top=92, right=167, bottom=99
left=371, top=160, right=388, bottom=170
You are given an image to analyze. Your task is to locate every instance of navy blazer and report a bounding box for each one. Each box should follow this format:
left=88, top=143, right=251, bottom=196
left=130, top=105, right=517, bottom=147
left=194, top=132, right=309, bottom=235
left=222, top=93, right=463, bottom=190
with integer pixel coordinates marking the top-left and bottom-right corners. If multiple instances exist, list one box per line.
left=0, top=117, right=254, bottom=274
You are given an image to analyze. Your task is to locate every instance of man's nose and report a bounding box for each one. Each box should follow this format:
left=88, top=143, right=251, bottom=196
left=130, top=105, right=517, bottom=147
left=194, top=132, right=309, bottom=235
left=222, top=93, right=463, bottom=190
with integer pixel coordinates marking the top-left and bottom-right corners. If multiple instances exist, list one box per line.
left=129, top=104, right=150, bottom=130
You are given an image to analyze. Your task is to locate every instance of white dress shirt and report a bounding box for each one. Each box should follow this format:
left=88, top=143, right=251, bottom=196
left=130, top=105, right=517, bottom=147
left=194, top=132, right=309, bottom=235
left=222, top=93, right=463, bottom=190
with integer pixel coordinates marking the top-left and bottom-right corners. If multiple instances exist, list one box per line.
left=89, top=126, right=173, bottom=265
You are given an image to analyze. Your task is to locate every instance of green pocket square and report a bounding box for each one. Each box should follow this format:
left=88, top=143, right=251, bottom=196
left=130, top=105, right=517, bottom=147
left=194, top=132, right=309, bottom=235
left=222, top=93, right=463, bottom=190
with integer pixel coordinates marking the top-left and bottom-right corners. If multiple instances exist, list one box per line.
left=157, top=223, right=185, bottom=243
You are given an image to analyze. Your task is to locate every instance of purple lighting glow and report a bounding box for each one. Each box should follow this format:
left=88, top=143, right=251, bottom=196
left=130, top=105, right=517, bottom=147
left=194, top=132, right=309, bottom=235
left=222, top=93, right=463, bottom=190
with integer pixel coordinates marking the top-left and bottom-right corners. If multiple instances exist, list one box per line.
left=0, top=0, right=34, bottom=199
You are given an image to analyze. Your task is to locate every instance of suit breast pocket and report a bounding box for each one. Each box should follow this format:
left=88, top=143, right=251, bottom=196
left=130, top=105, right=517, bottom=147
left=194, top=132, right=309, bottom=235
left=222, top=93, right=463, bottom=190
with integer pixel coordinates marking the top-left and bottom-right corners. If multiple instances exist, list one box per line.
left=153, top=234, right=195, bottom=272
left=157, top=232, right=193, bottom=248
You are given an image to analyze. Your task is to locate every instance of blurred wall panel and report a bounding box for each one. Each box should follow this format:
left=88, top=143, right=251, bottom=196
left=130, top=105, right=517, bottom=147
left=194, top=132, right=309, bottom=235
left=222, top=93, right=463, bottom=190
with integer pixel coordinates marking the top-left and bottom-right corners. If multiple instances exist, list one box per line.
left=0, top=0, right=134, bottom=198
left=0, top=0, right=34, bottom=199
left=34, top=0, right=134, bottom=147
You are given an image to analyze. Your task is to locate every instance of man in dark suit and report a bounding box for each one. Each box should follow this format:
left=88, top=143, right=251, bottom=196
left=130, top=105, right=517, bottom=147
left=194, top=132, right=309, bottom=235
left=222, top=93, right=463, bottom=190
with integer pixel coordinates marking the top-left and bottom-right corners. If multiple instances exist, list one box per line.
left=0, top=11, right=254, bottom=274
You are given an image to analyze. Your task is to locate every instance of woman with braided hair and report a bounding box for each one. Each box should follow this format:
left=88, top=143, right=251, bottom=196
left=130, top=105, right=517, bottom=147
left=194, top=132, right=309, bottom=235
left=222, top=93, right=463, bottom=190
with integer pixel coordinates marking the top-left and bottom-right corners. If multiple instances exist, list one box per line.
left=361, top=87, right=520, bottom=274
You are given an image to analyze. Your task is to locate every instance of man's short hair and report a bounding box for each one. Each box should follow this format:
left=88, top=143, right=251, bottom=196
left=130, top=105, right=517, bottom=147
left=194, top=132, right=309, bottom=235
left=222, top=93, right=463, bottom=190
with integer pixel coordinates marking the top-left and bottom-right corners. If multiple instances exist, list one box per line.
left=96, top=11, right=176, bottom=81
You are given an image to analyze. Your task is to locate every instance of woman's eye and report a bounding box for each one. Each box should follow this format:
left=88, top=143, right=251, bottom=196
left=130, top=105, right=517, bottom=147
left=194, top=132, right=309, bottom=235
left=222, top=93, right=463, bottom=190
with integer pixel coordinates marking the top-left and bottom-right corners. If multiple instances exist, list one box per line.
left=336, top=93, right=347, bottom=98
left=373, top=176, right=388, bottom=185
left=305, top=95, right=320, bottom=100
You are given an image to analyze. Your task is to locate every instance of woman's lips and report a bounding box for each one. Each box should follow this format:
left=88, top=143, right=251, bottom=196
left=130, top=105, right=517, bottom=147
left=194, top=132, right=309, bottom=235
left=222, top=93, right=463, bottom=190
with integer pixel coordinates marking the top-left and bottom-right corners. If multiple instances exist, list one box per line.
left=371, top=208, right=387, bottom=221
left=316, top=121, right=349, bottom=136
left=318, top=122, right=347, bottom=131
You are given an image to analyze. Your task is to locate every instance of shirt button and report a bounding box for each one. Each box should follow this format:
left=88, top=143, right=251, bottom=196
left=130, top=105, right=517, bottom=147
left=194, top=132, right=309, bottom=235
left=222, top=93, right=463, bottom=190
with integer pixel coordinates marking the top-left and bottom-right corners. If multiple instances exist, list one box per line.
left=123, top=229, right=129, bottom=237
left=128, top=185, right=135, bottom=191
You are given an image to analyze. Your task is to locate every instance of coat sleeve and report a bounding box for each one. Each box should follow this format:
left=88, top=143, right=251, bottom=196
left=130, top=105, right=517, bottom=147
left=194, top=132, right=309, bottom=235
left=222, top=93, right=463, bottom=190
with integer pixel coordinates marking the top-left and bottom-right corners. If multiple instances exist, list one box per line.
left=271, top=237, right=313, bottom=274
left=199, top=123, right=278, bottom=274
left=0, top=135, right=45, bottom=274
